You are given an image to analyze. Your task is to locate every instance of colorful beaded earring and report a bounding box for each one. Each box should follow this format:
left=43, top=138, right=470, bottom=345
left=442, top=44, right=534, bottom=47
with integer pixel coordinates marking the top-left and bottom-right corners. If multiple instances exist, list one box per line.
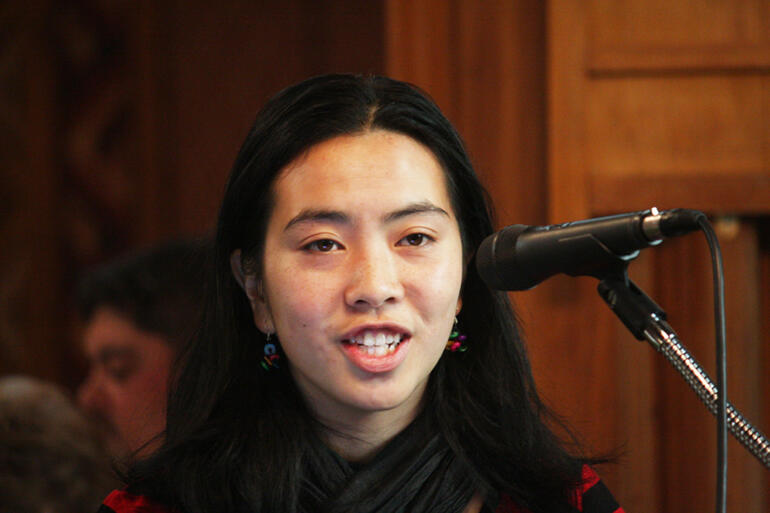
left=261, top=332, right=281, bottom=370
left=445, top=317, right=468, bottom=352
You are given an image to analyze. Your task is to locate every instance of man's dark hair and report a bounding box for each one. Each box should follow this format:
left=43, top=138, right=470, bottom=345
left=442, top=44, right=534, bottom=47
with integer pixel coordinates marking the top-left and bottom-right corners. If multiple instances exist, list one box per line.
left=76, top=238, right=212, bottom=350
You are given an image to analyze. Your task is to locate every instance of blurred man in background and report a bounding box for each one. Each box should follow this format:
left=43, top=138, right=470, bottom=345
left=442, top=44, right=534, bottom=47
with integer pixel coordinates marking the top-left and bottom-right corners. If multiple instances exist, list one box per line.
left=76, top=238, right=210, bottom=458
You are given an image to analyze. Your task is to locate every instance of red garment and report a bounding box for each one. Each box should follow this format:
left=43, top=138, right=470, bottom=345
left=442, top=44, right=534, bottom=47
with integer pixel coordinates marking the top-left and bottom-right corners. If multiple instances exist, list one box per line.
left=99, top=465, right=624, bottom=513
left=495, top=466, right=624, bottom=513
left=100, top=489, right=170, bottom=513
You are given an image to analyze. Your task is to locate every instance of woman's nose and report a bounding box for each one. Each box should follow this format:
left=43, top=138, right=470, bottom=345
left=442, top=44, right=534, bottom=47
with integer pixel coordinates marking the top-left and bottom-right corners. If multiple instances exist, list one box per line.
left=344, top=247, right=404, bottom=310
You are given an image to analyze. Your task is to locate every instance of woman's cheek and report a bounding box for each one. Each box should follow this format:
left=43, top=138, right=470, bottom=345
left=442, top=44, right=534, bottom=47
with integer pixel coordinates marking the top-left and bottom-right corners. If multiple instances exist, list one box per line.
left=405, top=267, right=462, bottom=320
left=273, top=269, right=340, bottom=323
left=419, top=255, right=463, bottom=292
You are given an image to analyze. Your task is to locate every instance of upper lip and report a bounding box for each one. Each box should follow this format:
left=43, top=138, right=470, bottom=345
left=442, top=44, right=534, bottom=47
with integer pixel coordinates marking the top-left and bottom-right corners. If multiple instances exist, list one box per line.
left=340, top=322, right=411, bottom=342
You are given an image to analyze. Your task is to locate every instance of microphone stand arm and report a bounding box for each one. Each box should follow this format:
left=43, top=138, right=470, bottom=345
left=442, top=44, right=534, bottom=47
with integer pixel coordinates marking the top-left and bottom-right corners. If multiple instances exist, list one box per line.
left=597, top=276, right=770, bottom=469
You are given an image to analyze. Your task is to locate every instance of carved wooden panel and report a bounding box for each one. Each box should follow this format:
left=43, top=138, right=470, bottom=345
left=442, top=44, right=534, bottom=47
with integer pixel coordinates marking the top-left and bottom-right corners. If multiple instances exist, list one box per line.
left=0, top=0, right=164, bottom=386
left=1, top=0, right=390, bottom=386
left=52, top=0, right=143, bottom=264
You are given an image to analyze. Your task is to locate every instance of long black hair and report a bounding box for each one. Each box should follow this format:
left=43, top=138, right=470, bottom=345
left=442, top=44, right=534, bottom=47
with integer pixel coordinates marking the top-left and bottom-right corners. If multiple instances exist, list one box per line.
left=125, top=74, right=586, bottom=512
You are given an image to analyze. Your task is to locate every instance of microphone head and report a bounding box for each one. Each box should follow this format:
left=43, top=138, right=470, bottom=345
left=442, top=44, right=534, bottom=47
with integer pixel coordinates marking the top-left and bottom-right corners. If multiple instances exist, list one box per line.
left=475, top=208, right=706, bottom=292
left=475, top=225, right=533, bottom=291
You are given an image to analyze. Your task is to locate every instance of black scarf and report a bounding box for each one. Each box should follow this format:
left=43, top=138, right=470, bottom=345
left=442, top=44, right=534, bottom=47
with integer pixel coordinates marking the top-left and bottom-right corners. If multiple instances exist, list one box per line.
left=299, top=416, right=480, bottom=513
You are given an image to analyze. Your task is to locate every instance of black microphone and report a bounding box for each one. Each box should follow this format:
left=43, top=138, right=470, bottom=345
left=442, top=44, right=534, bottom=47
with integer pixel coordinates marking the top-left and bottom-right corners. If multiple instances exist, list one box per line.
left=476, top=208, right=705, bottom=291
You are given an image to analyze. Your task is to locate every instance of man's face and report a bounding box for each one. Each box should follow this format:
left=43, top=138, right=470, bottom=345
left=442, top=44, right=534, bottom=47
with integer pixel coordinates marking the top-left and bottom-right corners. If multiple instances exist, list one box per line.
left=77, top=307, right=174, bottom=457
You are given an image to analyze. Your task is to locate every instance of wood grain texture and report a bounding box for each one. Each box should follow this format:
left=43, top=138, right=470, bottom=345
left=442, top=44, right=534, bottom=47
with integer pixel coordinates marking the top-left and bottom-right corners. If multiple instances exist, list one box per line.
left=168, top=0, right=386, bottom=234
left=588, top=173, right=770, bottom=215
left=550, top=0, right=770, bottom=510
left=547, top=0, right=591, bottom=222
left=385, top=0, right=456, bottom=120
left=586, top=77, right=767, bottom=183
left=587, top=0, right=770, bottom=73
left=652, top=221, right=766, bottom=512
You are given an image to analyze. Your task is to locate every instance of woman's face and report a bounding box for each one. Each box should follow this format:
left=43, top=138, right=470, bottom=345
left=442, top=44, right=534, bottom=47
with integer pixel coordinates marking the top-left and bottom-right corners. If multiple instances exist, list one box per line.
left=246, top=130, right=464, bottom=428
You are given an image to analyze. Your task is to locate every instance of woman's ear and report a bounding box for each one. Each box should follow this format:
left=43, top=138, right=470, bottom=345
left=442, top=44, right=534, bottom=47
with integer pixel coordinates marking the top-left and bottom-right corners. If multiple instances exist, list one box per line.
left=455, top=296, right=463, bottom=316
left=230, top=249, right=247, bottom=289
left=230, top=250, right=274, bottom=333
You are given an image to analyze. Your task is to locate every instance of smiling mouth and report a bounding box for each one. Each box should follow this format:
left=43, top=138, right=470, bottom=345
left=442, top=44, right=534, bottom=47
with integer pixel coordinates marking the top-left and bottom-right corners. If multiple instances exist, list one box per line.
left=343, top=331, right=408, bottom=356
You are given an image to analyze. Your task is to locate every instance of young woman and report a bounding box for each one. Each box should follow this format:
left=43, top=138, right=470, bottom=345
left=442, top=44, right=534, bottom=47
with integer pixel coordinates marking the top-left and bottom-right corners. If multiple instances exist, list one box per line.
left=99, top=74, right=623, bottom=513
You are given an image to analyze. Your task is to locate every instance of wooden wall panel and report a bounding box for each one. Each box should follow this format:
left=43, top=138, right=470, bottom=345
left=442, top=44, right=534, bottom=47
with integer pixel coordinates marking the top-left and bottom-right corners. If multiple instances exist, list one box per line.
left=610, top=253, right=660, bottom=511
left=653, top=221, right=766, bottom=512
left=550, top=0, right=770, bottom=511
left=385, top=0, right=457, bottom=120
left=589, top=173, right=770, bottom=215
left=547, top=0, right=590, bottom=222
left=453, top=1, right=547, bottom=226
left=587, top=0, right=770, bottom=73
left=0, top=2, right=62, bottom=379
left=386, top=0, right=547, bottom=226
left=587, top=77, right=766, bottom=176
left=585, top=75, right=770, bottom=214
left=168, top=0, right=386, bottom=234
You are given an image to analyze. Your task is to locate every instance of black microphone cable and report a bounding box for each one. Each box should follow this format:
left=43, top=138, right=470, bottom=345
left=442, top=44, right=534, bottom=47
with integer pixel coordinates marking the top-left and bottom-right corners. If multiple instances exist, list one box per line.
left=696, top=215, right=727, bottom=513
left=650, top=208, right=727, bottom=513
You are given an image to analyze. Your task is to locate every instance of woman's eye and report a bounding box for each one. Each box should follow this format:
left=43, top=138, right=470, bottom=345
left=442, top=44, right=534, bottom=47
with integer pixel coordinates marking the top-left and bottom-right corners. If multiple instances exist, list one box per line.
left=399, top=233, right=432, bottom=247
left=305, top=239, right=340, bottom=252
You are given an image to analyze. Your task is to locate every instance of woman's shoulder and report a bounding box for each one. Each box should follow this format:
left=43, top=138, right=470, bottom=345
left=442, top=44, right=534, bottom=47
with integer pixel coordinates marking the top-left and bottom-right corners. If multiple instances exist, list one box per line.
left=495, top=465, right=625, bottom=513
left=97, top=489, right=174, bottom=513
left=570, top=465, right=624, bottom=513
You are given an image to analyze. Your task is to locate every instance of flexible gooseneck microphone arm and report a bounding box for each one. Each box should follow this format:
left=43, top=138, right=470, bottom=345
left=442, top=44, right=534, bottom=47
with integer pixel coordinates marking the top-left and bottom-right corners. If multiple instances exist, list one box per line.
left=598, top=277, right=770, bottom=471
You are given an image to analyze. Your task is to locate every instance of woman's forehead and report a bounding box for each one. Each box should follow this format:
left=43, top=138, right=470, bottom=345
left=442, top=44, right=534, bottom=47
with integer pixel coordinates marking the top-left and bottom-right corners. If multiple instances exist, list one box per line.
left=270, top=131, right=456, bottom=221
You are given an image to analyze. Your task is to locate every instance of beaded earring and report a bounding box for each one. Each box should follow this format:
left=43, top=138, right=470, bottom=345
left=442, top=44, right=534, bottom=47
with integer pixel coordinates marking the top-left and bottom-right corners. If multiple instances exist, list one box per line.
left=261, top=332, right=281, bottom=370
left=445, top=317, right=468, bottom=352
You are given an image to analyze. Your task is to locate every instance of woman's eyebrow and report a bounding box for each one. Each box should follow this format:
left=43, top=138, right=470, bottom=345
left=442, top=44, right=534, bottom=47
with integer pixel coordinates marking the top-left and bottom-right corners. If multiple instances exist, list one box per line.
left=284, top=201, right=449, bottom=232
left=284, top=209, right=349, bottom=231
left=383, top=201, right=449, bottom=223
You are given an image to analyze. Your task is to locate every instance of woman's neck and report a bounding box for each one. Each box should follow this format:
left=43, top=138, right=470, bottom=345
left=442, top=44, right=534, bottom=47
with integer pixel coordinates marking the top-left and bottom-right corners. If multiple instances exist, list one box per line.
left=319, top=407, right=419, bottom=462
left=296, top=372, right=428, bottom=463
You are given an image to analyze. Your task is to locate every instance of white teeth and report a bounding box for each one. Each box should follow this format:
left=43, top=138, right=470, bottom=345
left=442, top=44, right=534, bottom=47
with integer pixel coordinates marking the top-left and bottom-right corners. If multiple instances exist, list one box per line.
left=351, top=330, right=404, bottom=355
left=352, top=331, right=403, bottom=346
